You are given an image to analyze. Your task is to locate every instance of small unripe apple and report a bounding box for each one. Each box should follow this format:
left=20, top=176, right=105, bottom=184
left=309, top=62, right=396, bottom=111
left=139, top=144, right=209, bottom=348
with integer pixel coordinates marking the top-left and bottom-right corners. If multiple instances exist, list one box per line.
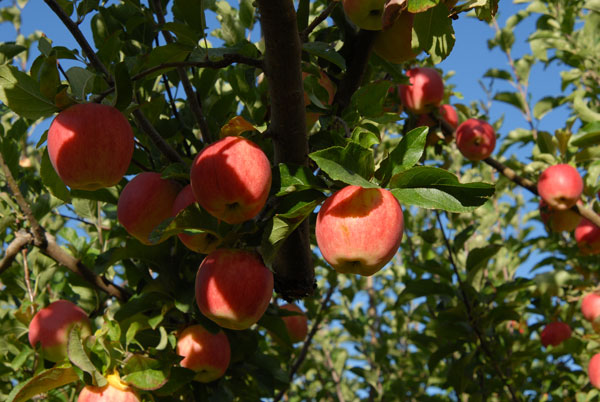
left=455, top=118, right=496, bottom=161
left=539, top=321, right=571, bottom=347
left=176, top=324, right=231, bottom=383
left=48, top=103, right=134, bottom=191
left=575, top=218, right=600, bottom=255
left=195, top=249, right=274, bottom=330
left=278, top=303, right=308, bottom=344
left=539, top=200, right=582, bottom=232
left=117, top=172, right=181, bottom=245
left=77, top=373, right=140, bottom=402
left=190, top=136, right=272, bottom=225
left=315, top=186, right=404, bottom=276
left=372, top=12, right=417, bottom=64
left=537, top=164, right=583, bottom=210
left=590, top=353, right=600, bottom=389
left=172, top=185, right=221, bottom=254
left=398, top=67, right=444, bottom=115
left=28, top=300, right=92, bottom=363
left=342, top=0, right=387, bottom=30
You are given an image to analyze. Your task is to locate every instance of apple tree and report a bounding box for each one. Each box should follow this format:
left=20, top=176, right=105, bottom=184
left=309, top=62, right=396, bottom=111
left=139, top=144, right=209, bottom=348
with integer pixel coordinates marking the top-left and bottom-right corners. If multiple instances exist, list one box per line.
left=0, top=0, right=599, bottom=400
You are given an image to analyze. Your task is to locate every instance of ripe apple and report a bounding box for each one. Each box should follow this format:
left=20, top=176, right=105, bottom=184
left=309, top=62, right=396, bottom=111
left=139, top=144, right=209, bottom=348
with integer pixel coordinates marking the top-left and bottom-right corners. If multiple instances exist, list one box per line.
left=539, top=200, right=581, bottom=232
left=47, top=103, right=134, bottom=191
left=576, top=218, right=600, bottom=255
left=279, top=303, right=308, bottom=343
left=190, top=136, right=272, bottom=225
left=582, top=293, right=600, bottom=322
left=303, top=70, right=336, bottom=128
left=117, top=172, right=181, bottom=245
left=372, top=11, right=417, bottom=64
left=28, top=299, right=92, bottom=362
left=398, top=67, right=444, bottom=115
left=195, top=249, right=274, bottom=330
left=537, top=164, right=583, bottom=210
left=77, top=373, right=140, bottom=402
left=455, top=118, right=496, bottom=161
left=342, top=0, right=387, bottom=30
left=590, top=353, right=600, bottom=389
left=172, top=185, right=221, bottom=254
left=539, top=321, right=571, bottom=347
left=176, top=324, right=231, bottom=382
left=315, top=185, right=404, bottom=276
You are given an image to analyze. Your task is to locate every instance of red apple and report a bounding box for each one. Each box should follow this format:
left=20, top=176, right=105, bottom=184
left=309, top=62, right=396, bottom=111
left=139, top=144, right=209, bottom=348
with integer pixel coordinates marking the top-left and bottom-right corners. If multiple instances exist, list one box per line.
left=190, top=136, right=272, bottom=225
left=455, top=118, right=496, bottom=161
left=576, top=218, right=600, bottom=255
left=176, top=324, right=231, bottom=383
left=117, top=172, right=181, bottom=245
left=47, top=103, right=134, bottom=191
left=195, top=249, right=274, bottom=330
left=582, top=293, right=600, bottom=322
left=303, top=70, right=336, bottom=128
left=372, top=12, right=417, bottom=64
left=315, top=186, right=404, bottom=276
left=28, top=300, right=92, bottom=363
left=590, top=353, right=600, bottom=389
left=77, top=373, right=140, bottom=402
left=539, top=321, right=571, bottom=347
left=398, top=67, right=444, bottom=115
left=172, top=185, right=221, bottom=254
left=537, top=164, right=583, bottom=210
left=278, top=303, right=309, bottom=344
left=539, top=200, right=581, bottom=232
left=342, top=0, right=387, bottom=30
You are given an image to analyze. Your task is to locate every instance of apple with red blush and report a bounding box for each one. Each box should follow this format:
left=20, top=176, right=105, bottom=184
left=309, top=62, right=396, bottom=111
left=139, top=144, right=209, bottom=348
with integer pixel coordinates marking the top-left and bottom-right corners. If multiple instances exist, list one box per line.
left=315, top=185, right=404, bottom=276
left=77, top=373, right=140, bottom=402
left=455, top=118, right=496, bottom=161
left=176, top=324, right=231, bottom=383
left=540, top=321, right=571, bottom=347
left=537, top=164, right=583, bottom=211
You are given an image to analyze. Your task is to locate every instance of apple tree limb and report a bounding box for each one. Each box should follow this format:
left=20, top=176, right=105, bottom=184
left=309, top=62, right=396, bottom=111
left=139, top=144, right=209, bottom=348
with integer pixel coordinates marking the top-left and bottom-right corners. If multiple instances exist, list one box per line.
left=257, top=0, right=315, bottom=299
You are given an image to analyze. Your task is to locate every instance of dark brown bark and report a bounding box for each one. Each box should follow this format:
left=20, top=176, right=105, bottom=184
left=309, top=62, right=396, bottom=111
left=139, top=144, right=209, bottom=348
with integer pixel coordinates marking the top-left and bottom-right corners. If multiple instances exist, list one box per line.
left=257, top=0, right=315, bottom=299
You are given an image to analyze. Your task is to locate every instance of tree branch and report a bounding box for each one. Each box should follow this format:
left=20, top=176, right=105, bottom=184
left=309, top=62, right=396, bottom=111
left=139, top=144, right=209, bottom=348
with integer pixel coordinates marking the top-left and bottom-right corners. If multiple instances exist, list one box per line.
left=152, top=0, right=211, bottom=142
left=274, top=285, right=335, bottom=402
left=0, top=230, right=33, bottom=275
left=132, top=109, right=185, bottom=165
left=43, top=0, right=113, bottom=84
left=300, top=1, right=338, bottom=42
left=257, top=0, right=315, bottom=300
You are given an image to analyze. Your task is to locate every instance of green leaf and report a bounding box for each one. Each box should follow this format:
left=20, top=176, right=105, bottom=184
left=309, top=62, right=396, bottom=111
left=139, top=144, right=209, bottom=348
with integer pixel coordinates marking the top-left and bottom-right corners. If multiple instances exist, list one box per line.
left=276, top=163, right=326, bottom=196
left=37, top=54, right=60, bottom=101
left=309, top=142, right=377, bottom=188
left=572, top=89, right=600, bottom=123
left=7, top=366, right=79, bottom=402
left=67, top=326, right=106, bottom=387
left=302, top=42, right=346, bottom=70
left=465, top=244, right=503, bottom=283
left=533, top=96, right=563, bottom=120
left=258, top=307, right=293, bottom=348
left=261, top=215, right=308, bottom=267
left=351, top=80, right=392, bottom=118
left=536, top=131, right=556, bottom=156
left=407, top=0, right=439, bottom=13
left=0, top=64, right=58, bottom=119
left=149, top=203, right=225, bottom=245
left=483, top=68, right=513, bottom=81
left=413, top=4, right=456, bottom=64
left=570, top=121, right=600, bottom=147
left=493, top=91, right=527, bottom=113
left=40, top=148, right=71, bottom=203
left=138, top=43, right=193, bottom=78
left=389, top=166, right=495, bottom=212
left=65, top=67, right=95, bottom=100
left=399, top=278, right=455, bottom=303
left=376, top=126, right=428, bottom=185
left=0, top=43, right=26, bottom=64
left=112, top=62, right=132, bottom=111
left=72, top=198, right=97, bottom=220
left=122, top=354, right=169, bottom=391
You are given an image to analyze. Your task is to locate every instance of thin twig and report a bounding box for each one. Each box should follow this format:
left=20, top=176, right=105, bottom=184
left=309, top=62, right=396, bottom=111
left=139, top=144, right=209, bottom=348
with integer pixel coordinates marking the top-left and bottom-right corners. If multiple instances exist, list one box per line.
left=0, top=230, right=33, bottom=275
left=322, top=348, right=346, bottom=402
left=274, top=285, right=335, bottom=402
left=132, top=109, right=185, bottom=165
left=152, top=0, right=211, bottom=142
left=300, top=1, right=337, bottom=42
left=22, top=249, right=35, bottom=304
left=435, top=211, right=520, bottom=402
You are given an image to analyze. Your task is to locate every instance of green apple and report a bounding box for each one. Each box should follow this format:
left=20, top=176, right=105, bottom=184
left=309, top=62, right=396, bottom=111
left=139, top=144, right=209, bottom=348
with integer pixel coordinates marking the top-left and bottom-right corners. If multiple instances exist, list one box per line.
left=343, top=0, right=387, bottom=30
